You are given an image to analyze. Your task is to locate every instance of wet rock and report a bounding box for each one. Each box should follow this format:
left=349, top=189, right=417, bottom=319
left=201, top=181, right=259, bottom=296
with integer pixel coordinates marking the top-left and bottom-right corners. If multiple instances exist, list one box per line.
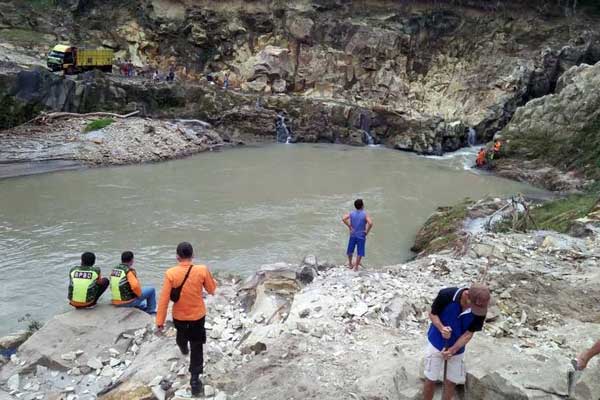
left=296, top=266, right=317, bottom=285
left=0, top=331, right=28, bottom=351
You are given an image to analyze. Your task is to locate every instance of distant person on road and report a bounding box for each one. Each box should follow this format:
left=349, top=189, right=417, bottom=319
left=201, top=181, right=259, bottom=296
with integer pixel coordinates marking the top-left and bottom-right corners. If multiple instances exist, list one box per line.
left=573, top=339, right=600, bottom=370
left=68, top=252, right=109, bottom=309
left=110, top=251, right=156, bottom=314
left=423, top=284, right=491, bottom=400
left=157, top=242, right=217, bottom=397
left=342, top=199, right=373, bottom=271
left=167, top=64, right=175, bottom=82
left=223, top=72, right=230, bottom=90
left=152, top=70, right=160, bottom=82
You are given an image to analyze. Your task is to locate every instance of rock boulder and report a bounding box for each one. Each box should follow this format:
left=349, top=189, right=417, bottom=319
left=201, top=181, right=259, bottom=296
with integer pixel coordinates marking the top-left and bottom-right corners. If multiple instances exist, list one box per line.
left=0, top=306, right=151, bottom=376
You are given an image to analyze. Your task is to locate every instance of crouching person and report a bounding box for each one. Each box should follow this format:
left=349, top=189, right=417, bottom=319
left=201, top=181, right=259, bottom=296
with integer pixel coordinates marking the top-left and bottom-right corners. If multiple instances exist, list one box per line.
left=68, top=252, right=109, bottom=308
left=423, top=283, right=490, bottom=400
left=156, top=242, right=217, bottom=397
left=110, top=251, right=156, bottom=314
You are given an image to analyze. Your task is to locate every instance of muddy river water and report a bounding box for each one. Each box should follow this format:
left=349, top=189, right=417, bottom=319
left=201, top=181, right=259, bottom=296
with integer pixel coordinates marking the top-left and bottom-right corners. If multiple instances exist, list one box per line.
left=0, top=144, right=544, bottom=334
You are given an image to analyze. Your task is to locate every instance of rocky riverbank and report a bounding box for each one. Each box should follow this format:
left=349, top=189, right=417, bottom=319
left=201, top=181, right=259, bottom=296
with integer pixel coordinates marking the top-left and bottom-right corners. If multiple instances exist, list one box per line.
left=0, top=116, right=229, bottom=177
left=2, top=197, right=600, bottom=400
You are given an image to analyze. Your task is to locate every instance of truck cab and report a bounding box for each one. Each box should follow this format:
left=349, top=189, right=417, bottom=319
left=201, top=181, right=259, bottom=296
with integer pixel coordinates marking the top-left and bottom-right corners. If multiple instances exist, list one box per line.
left=47, top=45, right=74, bottom=72
left=47, top=44, right=113, bottom=74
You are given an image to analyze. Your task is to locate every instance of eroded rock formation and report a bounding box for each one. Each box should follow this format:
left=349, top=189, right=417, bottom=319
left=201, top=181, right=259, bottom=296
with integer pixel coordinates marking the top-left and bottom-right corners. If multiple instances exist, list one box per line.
left=1, top=0, right=600, bottom=158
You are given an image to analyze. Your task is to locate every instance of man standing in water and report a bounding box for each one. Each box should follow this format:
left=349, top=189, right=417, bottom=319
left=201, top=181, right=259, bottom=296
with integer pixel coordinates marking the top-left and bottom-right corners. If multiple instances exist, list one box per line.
left=156, top=242, right=217, bottom=397
left=68, top=252, right=109, bottom=308
left=342, top=199, right=373, bottom=271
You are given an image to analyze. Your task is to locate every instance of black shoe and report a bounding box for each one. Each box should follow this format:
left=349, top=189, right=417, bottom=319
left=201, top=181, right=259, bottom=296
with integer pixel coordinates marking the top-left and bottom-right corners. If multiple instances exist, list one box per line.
left=190, top=375, right=203, bottom=397
left=177, top=343, right=189, bottom=355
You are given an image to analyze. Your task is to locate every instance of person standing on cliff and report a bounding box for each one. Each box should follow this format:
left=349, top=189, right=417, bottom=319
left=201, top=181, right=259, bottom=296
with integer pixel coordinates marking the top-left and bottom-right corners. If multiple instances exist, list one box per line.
left=423, top=283, right=491, bottom=400
left=156, top=242, right=217, bottom=397
left=342, top=199, right=373, bottom=271
left=110, top=251, right=156, bottom=314
left=68, top=252, right=109, bottom=308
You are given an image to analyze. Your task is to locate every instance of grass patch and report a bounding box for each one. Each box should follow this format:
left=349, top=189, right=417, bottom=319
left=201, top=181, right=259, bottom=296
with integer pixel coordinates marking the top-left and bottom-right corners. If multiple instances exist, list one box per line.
left=507, top=116, right=600, bottom=180
left=528, top=194, right=597, bottom=233
left=495, top=194, right=598, bottom=234
left=411, top=198, right=473, bottom=255
left=0, top=28, right=56, bottom=46
left=84, top=118, right=114, bottom=132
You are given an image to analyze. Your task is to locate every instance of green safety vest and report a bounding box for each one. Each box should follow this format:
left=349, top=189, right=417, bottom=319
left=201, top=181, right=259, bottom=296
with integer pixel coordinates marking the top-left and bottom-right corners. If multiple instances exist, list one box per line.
left=68, top=265, right=100, bottom=304
left=110, top=264, right=137, bottom=302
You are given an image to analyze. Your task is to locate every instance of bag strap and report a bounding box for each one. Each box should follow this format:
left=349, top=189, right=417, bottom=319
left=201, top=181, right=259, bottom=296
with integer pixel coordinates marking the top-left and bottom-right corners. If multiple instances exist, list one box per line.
left=179, top=264, right=194, bottom=289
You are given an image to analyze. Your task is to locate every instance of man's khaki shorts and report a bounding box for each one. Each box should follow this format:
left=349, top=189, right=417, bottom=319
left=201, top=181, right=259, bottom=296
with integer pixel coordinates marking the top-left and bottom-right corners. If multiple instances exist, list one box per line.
left=423, top=342, right=466, bottom=384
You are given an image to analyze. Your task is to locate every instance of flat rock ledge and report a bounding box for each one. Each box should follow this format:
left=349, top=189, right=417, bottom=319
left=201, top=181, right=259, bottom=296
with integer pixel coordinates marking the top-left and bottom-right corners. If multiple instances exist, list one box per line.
left=1, top=229, right=600, bottom=399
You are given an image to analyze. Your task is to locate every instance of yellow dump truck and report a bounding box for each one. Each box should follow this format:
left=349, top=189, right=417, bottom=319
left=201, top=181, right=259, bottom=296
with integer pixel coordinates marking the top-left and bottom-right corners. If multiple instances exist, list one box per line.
left=47, top=45, right=114, bottom=74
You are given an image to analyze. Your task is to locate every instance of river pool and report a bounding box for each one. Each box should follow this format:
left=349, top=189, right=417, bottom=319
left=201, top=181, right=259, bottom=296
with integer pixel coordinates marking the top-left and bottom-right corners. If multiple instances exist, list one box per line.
left=0, top=144, right=543, bottom=334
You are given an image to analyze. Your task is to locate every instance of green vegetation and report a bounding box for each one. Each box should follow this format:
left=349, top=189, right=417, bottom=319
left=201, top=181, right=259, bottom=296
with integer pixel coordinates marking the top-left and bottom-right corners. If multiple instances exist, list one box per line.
left=84, top=118, right=114, bottom=132
left=528, top=194, right=597, bottom=233
left=0, top=94, right=44, bottom=130
left=17, top=313, right=43, bottom=341
left=508, top=116, right=600, bottom=180
left=0, top=28, right=55, bottom=46
left=411, top=198, right=473, bottom=255
left=495, top=194, right=598, bottom=234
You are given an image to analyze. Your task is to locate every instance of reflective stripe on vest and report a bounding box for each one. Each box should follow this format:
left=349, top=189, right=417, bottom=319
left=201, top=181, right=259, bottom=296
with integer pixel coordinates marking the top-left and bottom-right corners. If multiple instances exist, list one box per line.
left=110, top=264, right=136, bottom=302
left=69, top=266, right=100, bottom=303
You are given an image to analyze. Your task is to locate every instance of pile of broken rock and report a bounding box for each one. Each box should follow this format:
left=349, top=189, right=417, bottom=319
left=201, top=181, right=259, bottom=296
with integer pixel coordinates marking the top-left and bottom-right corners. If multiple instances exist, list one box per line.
left=1, top=229, right=600, bottom=399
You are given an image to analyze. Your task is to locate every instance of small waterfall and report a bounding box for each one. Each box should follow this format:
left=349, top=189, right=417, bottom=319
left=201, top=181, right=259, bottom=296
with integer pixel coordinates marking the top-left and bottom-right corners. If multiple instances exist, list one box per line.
left=467, top=127, right=477, bottom=147
left=360, top=113, right=375, bottom=145
left=276, top=114, right=292, bottom=143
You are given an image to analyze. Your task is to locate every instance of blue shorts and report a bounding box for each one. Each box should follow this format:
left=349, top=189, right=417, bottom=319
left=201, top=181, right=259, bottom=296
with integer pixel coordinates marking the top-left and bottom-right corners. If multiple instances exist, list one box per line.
left=347, top=236, right=366, bottom=257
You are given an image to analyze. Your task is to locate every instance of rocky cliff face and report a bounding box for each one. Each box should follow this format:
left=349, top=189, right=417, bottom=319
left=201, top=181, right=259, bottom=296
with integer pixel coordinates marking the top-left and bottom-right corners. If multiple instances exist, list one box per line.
left=498, top=60, right=600, bottom=188
left=1, top=0, right=600, bottom=156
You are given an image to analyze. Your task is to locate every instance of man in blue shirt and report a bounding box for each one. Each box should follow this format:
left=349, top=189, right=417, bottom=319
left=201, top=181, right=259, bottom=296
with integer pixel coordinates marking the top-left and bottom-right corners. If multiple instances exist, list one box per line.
left=423, top=283, right=491, bottom=400
left=342, top=199, right=373, bottom=271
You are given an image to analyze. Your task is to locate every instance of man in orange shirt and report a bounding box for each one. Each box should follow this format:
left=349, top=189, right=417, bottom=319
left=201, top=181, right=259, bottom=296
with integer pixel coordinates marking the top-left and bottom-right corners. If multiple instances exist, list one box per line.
left=157, top=242, right=217, bottom=397
left=110, top=251, right=156, bottom=314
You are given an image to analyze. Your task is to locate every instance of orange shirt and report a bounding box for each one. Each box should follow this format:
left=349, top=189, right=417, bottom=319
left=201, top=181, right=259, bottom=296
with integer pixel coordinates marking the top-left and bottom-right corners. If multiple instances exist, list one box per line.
left=156, top=260, right=217, bottom=326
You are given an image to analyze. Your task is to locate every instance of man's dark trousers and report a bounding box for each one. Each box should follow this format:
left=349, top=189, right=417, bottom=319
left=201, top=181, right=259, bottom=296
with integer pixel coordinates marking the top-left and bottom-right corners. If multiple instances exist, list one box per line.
left=173, top=317, right=206, bottom=375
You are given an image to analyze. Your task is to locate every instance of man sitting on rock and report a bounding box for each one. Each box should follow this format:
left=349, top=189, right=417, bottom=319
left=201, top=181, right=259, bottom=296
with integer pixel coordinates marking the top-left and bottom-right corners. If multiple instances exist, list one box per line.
left=423, top=283, right=491, bottom=400
left=110, top=251, right=156, bottom=314
left=156, top=242, right=217, bottom=397
left=68, top=252, right=109, bottom=309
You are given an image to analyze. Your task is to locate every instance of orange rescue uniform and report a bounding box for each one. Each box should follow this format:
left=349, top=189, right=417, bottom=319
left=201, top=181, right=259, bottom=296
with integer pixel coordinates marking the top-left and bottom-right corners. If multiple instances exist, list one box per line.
left=476, top=149, right=486, bottom=167
left=156, top=260, right=217, bottom=326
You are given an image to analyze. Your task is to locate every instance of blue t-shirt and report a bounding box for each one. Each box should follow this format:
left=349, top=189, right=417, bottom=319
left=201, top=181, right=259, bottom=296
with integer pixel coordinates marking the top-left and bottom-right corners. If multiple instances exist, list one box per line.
left=350, top=210, right=367, bottom=239
left=427, top=287, right=485, bottom=354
